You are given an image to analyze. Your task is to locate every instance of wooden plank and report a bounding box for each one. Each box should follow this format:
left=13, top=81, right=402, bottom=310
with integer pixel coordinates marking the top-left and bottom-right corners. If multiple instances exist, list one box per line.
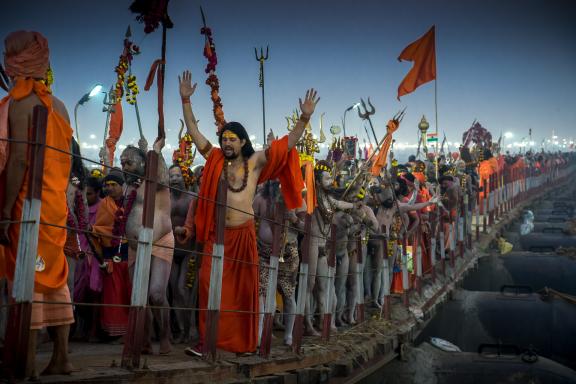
left=205, top=178, right=227, bottom=361
left=292, top=214, right=311, bottom=353
left=322, top=224, right=336, bottom=341
left=122, top=150, right=158, bottom=369
left=260, top=202, right=284, bottom=357
left=4, top=105, right=48, bottom=379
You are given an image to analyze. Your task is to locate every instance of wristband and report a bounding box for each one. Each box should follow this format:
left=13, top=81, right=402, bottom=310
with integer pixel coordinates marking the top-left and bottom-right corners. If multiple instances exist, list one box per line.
left=299, top=114, right=311, bottom=124
left=182, top=97, right=190, bottom=105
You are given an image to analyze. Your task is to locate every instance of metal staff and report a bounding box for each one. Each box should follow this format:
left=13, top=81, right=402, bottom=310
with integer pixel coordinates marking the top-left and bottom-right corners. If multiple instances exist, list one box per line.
left=343, top=108, right=406, bottom=198
left=255, top=46, right=269, bottom=144
left=100, top=86, right=116, bottom=166
left=125, top=26, right=146, bottom=147
left=357, top=97, right=379, bottom=145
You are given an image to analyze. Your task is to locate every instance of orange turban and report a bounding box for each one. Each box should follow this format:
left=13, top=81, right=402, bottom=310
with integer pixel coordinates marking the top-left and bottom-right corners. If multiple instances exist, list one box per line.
left=3, top=30, right=49, bottom=79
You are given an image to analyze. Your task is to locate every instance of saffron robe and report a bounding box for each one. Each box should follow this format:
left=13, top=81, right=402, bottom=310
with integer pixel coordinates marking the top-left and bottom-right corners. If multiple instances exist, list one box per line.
left=2, top=79, right=71, bottom=293
left=196, top=136, right=303, bottom=353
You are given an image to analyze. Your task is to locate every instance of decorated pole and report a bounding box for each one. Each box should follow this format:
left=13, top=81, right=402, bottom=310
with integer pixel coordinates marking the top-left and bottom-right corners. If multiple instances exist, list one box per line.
left=130, top=0, right=174, bottom=140
left=255, top=46, right=269, bottom=144
left=200, top=7, right=226, bottom=133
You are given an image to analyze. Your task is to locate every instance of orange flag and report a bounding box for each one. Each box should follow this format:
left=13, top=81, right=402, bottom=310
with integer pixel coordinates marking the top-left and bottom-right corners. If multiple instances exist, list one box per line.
left=106, top=99, right=123, bottom=166
left=371, top=120, right=399, bottom=176
left=397, top=26, right=436, bottom=100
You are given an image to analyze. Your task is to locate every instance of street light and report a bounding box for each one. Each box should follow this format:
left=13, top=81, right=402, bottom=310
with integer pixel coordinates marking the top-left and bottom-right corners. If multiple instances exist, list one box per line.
left=342, top=102, right=360, bottom=137
left=74, top=84, right=103, bottom=143
left=502, top=131, right=513, bottom=151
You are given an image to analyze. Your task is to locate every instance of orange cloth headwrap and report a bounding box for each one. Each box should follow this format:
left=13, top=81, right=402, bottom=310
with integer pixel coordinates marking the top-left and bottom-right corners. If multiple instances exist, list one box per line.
left=4, top=30, right=49, bottom=79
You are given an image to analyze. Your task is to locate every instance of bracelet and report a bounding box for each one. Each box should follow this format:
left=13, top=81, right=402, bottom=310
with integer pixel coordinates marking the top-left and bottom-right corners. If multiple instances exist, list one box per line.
left=299, top=114, right=311, bottom=124
left=181, top=97, right=190, bottom=105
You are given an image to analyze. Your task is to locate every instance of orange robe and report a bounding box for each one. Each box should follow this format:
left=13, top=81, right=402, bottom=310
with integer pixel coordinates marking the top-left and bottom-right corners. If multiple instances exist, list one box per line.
left=92, top=196, right=131, bottom=336
left=2, top=79, right=71, bottom=293
left=196, top=136, right=303, bottom=353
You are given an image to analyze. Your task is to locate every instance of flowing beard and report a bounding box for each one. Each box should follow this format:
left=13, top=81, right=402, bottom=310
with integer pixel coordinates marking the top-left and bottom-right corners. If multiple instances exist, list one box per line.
left=223, top=150, right=239, bottom=160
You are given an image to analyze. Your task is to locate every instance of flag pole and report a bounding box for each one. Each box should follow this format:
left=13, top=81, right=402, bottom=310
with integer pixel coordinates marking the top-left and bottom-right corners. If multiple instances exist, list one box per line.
left=434, top=27, right=439, bottom=183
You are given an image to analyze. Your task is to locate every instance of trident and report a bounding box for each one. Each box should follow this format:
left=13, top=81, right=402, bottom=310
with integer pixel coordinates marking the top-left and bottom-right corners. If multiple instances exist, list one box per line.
left=255, top=46, right=269, bottom=145
left=357, top=97, right=379, bottom=145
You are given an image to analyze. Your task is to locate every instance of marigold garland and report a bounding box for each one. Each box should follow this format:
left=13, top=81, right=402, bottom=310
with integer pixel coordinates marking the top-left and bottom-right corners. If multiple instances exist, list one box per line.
left=172, top=132, right=195, bottom=189
left=114, top=38, right=141, bottom=104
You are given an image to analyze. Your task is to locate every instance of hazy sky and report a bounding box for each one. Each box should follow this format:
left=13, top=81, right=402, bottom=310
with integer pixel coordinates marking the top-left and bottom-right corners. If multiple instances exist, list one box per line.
left=3, top=0, right=576, bottom=162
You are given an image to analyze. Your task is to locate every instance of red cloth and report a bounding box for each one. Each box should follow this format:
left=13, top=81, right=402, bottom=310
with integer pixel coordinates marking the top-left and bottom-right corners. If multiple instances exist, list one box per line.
left=101, top=261, right=131, bottom=336
left=198, top=220, right=258, bottom=353
left=105, top=100, right=123, bottom=167
left=397, top=26, right=436, bottom=100
left=195, top=135, right=303, bottom=244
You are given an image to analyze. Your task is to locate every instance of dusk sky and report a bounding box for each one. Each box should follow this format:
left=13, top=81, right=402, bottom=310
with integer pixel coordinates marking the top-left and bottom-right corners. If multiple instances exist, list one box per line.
left=3, top=0, right=576, bottom=162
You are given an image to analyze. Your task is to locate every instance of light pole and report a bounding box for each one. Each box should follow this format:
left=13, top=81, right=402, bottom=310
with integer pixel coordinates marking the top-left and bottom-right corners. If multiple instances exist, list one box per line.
left=74, top=84, right=103, bottom=143
left=342, top=103, right=360, bottom=137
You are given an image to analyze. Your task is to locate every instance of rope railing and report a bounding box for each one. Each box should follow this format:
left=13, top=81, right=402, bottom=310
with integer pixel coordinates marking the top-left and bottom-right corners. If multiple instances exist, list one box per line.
left=2, top=130, right=574, bottom=368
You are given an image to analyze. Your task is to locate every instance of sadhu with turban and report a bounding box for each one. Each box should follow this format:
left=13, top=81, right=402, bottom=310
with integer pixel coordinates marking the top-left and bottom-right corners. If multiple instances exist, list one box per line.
left=0, top=31, right=74, bottom=376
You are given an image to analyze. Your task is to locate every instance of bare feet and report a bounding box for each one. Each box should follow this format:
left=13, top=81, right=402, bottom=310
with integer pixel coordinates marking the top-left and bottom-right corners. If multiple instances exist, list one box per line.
left=304, top=326, right=320, bottom=337
left=41, top=361, right=75, bottom=376
left=159, top=338, right=172, bottom=355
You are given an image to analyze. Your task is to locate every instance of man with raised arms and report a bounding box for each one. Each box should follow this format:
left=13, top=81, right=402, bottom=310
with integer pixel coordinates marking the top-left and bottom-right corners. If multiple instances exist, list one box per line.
left=178, top=70, right=318, bottom=355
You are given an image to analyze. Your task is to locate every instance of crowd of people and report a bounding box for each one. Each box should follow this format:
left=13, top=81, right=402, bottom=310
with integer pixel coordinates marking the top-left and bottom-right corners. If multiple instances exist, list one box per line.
left=0, top=30, right=573, bottom=377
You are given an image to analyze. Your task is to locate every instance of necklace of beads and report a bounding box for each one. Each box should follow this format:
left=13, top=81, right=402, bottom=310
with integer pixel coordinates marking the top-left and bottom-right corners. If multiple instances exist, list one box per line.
left=224, top=158, right=249, bottom=193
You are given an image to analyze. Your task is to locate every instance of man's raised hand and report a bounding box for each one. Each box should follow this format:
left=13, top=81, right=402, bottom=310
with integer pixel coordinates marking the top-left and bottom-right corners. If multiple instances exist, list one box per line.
left=299, top=88, right=320, bottom=118
left=179, top=70, right=197, bottom=99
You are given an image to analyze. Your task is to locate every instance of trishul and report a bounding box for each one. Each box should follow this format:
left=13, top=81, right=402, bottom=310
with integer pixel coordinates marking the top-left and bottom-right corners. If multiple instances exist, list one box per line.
left=255, top=46, right=269, bottom=145
left=357, top=97, right=378, bottom=145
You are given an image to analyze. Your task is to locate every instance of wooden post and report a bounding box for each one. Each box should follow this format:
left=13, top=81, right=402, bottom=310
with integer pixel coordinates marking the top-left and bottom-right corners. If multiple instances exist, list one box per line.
left=355, top=232, right=365, bottom=323
left=292, top=214, right=311, bottom=354
left=382, top=238, right=391, bottom=320
left=482, top=178, right=488, bottom=234
left=204, top=178, right=227, bottom=360
left=429, top=207, right=437, bottom=283
left=415, top=229, right=422, bottom=296
left=401, top=234, right=409, bottom=307
left=259, top=202, right=284, bottom=357
left=475, top=187, right=480, bottom=241
left=449, top=220, right=456, bottom=268
left=439, top=214, right=446, bottom=275
left=3, top=106, right=48, bottom=379
left=322, top=224, right=337, bottom=342
left=121, top=151, right=158, bottom=369
left=488, top=174, right=494, bottom=226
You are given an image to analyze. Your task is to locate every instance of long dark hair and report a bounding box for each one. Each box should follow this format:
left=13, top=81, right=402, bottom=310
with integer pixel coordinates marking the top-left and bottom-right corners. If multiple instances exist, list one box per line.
left=218, top=121, right=255, bottom=158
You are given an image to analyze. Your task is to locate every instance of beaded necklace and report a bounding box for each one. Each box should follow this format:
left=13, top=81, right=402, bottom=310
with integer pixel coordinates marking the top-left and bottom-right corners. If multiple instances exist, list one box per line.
left=224, top=158, right=249, bottom=193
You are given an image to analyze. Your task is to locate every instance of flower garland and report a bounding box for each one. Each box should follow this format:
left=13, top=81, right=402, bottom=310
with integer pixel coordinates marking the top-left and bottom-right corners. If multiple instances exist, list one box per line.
left=114, top=38, right=141, bottom=105
left=110, top=188, right=139, bottom=250
left=201, top=25, right=226, bottom=132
